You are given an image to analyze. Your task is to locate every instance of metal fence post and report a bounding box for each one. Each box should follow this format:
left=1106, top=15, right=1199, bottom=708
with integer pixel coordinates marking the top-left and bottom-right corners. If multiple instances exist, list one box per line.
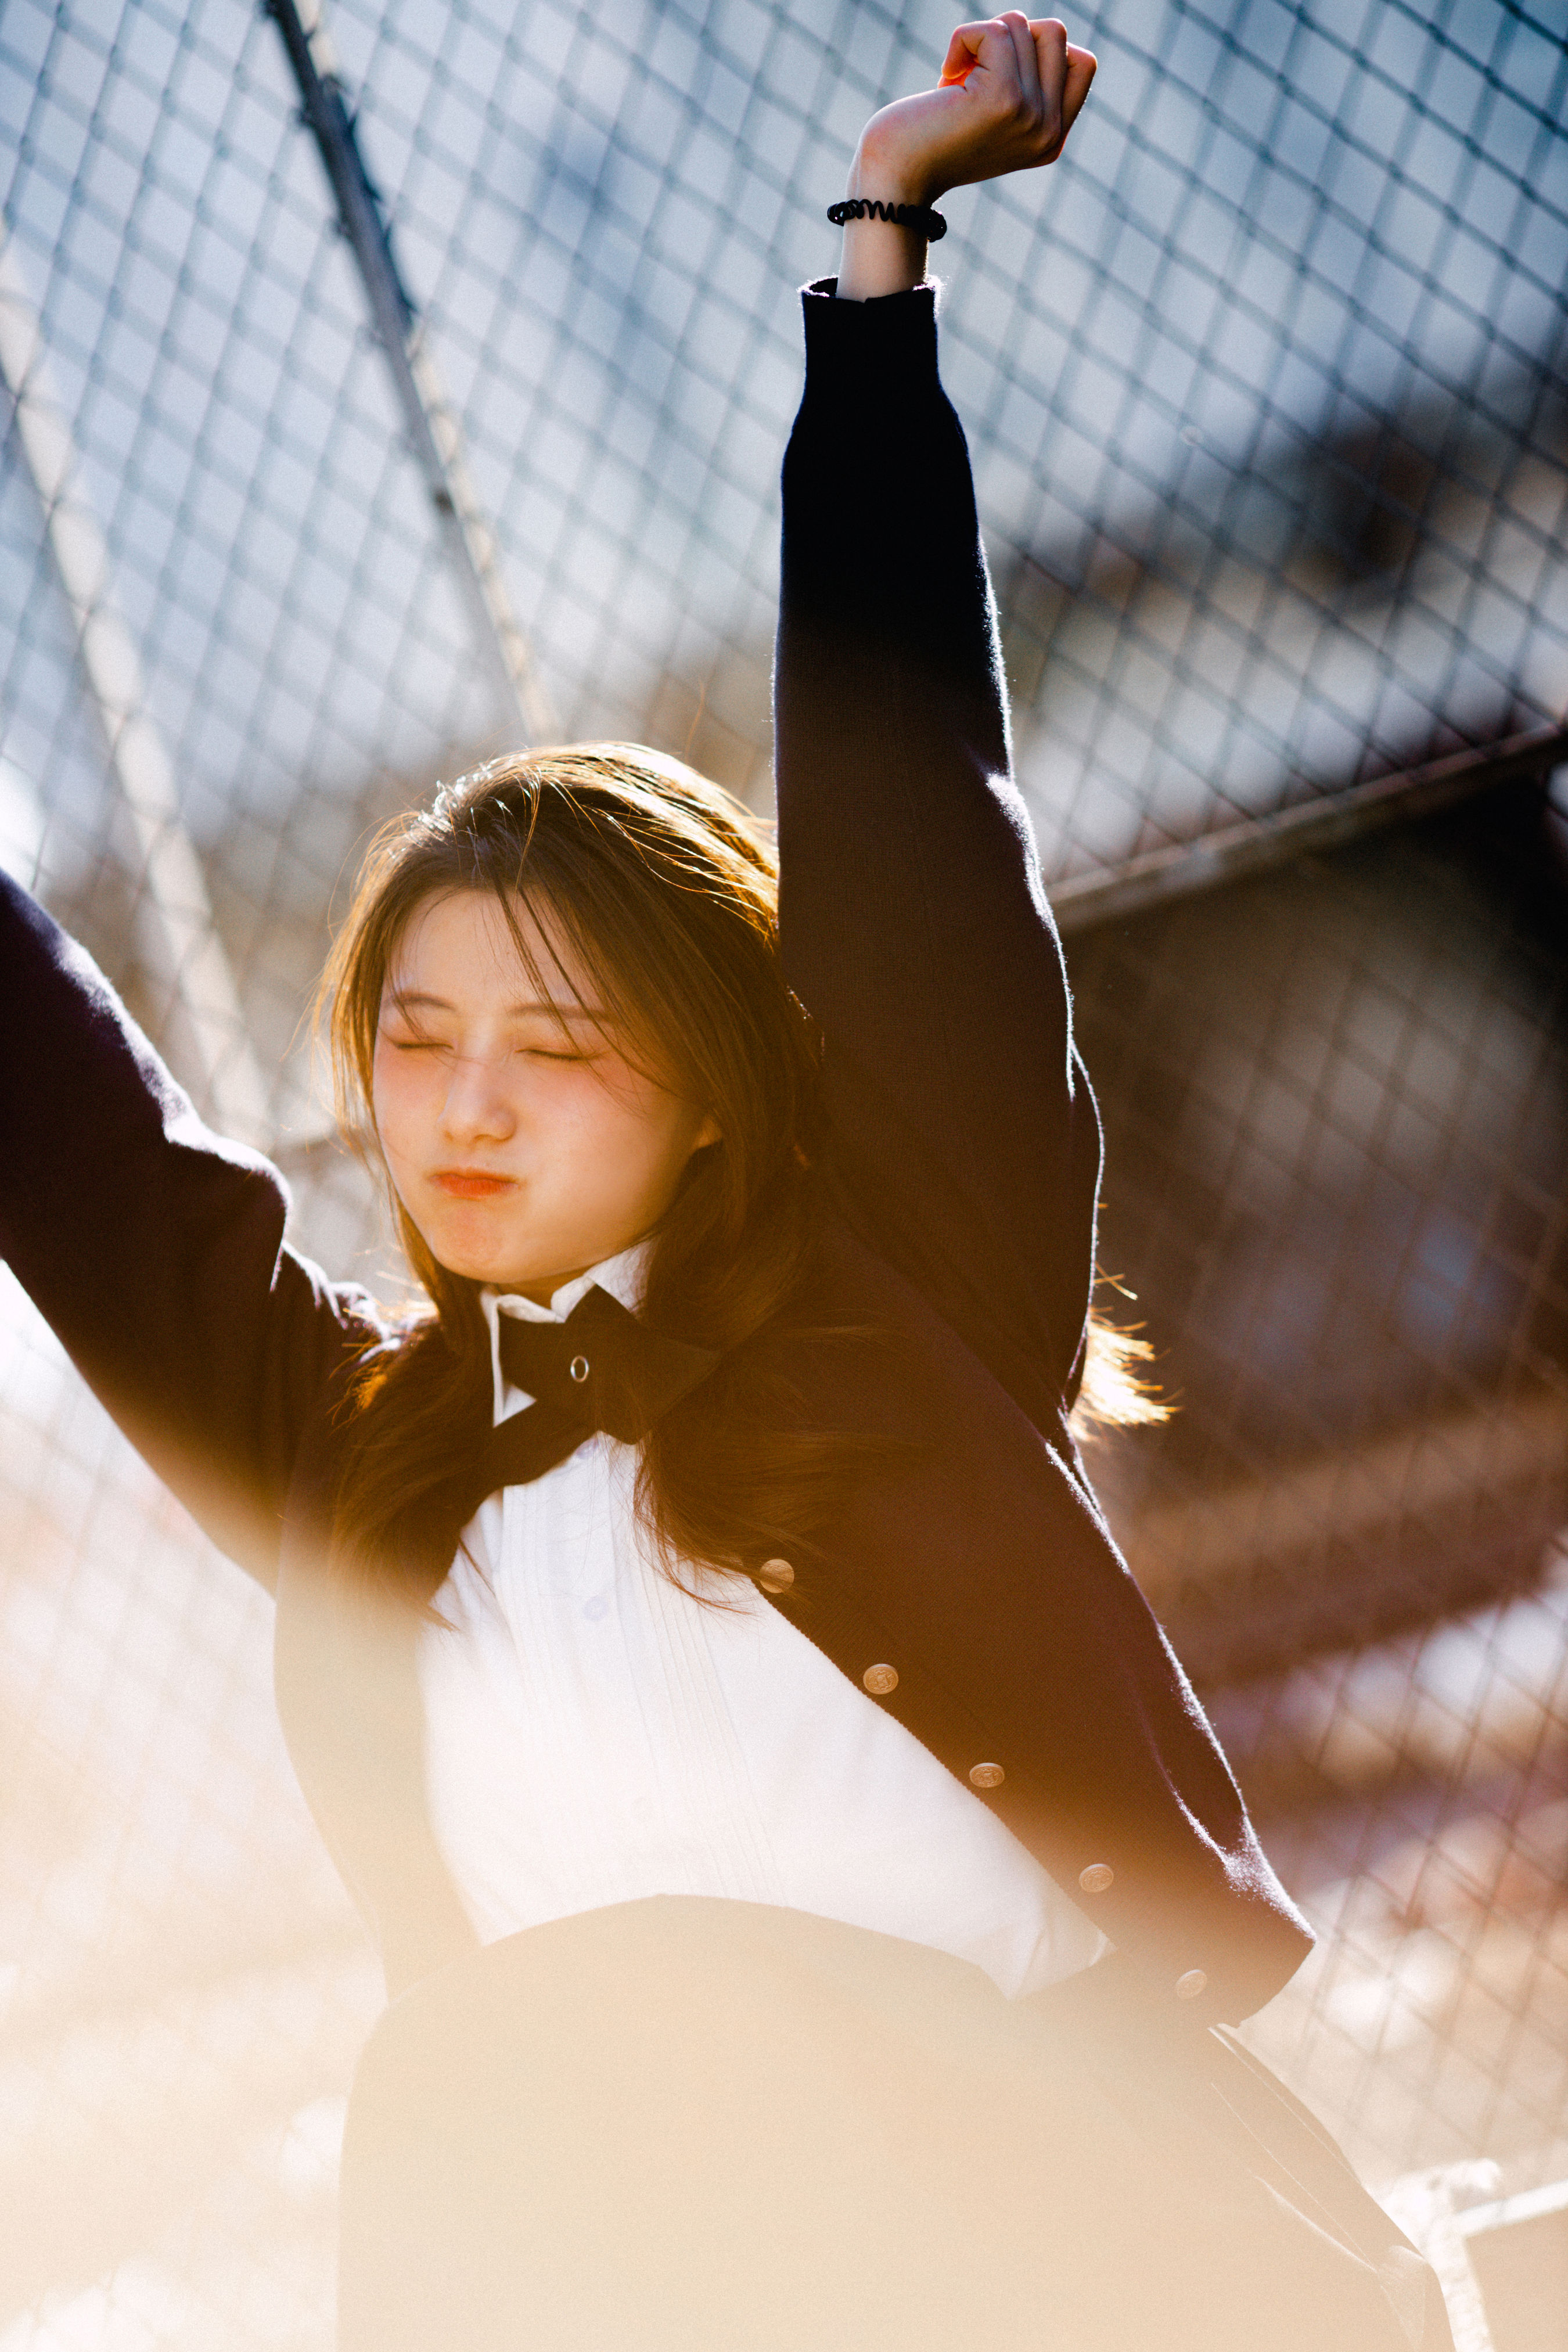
left=264, top=0, right=555, bottom=747
left=0, top=228, right=271, bottom=1144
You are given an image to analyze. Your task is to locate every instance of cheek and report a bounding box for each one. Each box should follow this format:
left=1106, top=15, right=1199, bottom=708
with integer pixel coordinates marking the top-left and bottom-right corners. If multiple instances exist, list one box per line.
left=545, top=1073, right=648, bottom=1170
left=371, top=1049, right=426, bottom=1165
left=591, top=1070, right=703, bottom=1181
left=535, top=1064, right=676, bottom=1191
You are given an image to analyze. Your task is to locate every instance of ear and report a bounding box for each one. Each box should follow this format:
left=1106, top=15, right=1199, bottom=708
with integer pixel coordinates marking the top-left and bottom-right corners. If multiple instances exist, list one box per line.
left=691, top=1112, right=722, bottom=1154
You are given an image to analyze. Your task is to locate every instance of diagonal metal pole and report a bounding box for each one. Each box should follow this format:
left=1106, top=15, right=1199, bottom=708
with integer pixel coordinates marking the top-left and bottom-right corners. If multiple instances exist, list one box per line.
left=1051, top=719, right=1568, bottom=936
left=0, top=227, right=272, bottom=1145
left=264, top=0, right=554, bottom=745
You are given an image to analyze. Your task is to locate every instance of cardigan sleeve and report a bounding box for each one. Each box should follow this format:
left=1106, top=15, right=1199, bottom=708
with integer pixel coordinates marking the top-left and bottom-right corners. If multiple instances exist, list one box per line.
left=0, top=870, right=383, bottom=1591
left=775, top=282, right=1102, bottom=1425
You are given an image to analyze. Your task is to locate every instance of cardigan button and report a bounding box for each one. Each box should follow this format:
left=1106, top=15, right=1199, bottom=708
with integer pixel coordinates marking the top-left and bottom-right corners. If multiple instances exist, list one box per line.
left=1078, top=1864, right=1114, bottom=1894
left=862, top=1663, right=899, bottom=1696
left=1175, top=1969, right=1208, bottom=2001
left=757, top=1558, right=794, bottom=1595
left=969, top=1762, right=1005, bottom=1790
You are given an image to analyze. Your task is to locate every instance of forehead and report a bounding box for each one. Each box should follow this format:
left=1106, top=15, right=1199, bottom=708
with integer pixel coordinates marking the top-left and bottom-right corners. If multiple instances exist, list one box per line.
left=387, top=887, right=592, bottom=1006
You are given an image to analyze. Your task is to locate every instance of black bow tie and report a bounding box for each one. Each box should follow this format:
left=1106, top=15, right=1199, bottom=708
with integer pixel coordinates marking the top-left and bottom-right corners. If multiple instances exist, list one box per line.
left=463, top=1284, right=719, bottom=1512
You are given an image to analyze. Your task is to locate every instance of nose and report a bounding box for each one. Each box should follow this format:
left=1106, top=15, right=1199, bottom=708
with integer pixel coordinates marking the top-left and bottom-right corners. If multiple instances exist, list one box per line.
left=437, top=1050, right=516, bottom=1145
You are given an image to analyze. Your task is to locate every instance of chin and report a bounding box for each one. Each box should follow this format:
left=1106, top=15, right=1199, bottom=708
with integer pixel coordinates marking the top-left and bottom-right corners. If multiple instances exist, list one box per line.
left=434, top=1247, right=501, bottom=1285
left=449, top=1241, right=540, bottom=1288
left=439, top=1231, right=577, bottom=1294
left=416, top=1209, right=532, bottom=1289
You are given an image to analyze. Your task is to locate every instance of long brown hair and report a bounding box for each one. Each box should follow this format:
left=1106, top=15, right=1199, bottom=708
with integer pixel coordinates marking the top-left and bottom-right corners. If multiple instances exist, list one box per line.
left=320, top=743, right=1157, bottom=1607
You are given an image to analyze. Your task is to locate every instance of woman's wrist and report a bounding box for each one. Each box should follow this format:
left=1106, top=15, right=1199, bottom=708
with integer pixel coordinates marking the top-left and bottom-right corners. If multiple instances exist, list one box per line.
left=835, top=138, right=935, bottom=303
left=848, top=125, right=940, bottom=213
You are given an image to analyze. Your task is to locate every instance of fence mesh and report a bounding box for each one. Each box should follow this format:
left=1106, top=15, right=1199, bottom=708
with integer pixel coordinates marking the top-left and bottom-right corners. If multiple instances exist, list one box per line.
left=2, top=0, right=1565, bottom=2342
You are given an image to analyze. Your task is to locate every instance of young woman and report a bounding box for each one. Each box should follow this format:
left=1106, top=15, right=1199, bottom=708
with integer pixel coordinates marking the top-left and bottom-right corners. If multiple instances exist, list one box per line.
left=1, top=17, right=1451, bottom=2350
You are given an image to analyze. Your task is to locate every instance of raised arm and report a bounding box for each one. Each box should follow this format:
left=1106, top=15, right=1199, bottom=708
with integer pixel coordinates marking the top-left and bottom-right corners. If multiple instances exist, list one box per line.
left=0, top=871, right=380, bottom=1589
left=776, top=19, right=1101, bottom=1426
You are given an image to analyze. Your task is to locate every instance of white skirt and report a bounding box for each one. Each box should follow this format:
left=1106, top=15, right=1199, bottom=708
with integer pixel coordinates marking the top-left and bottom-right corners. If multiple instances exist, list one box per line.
left=338, top=1895, right=1449, bottom=2352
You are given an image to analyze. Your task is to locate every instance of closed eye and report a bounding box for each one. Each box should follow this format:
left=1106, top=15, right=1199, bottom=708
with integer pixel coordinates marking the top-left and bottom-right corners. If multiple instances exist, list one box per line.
left=379, top=1033, right=600, bottom=1062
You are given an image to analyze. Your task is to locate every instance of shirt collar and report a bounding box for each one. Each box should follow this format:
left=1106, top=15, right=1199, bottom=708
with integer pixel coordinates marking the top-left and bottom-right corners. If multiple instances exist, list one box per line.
left=482, top=1240, right=653, bottom=1423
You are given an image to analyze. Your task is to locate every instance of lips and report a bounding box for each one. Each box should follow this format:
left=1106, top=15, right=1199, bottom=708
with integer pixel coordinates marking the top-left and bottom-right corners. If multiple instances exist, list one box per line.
left=431, top=1170, right=516, bottom=1200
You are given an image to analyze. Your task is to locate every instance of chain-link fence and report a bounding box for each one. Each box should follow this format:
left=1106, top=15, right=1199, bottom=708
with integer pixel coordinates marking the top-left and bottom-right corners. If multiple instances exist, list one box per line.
left=2, top=0, right=1565, bottom=2342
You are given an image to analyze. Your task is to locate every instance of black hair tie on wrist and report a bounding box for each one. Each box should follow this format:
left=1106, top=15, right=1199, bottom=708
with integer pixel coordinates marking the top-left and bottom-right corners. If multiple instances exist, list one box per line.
left=828, top=197, right=947, bottom=242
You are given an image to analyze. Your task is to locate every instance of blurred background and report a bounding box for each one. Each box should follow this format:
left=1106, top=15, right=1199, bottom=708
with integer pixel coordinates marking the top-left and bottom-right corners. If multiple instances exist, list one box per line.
left=1, top=0, right=1565, bottom=2344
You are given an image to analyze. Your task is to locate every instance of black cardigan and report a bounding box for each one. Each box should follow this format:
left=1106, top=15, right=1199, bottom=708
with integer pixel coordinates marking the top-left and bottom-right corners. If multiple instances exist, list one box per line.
left=0, top=282, right=1312, bottom=2022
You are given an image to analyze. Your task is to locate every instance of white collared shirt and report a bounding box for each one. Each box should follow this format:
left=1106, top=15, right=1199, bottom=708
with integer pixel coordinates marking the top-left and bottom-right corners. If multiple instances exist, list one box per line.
left=417, top=1245, right=1107, bottom=1998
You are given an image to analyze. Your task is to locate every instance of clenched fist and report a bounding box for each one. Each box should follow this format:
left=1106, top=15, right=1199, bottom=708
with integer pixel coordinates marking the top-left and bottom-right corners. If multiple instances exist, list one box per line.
left=838, top=16, right=1096, bottom=300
